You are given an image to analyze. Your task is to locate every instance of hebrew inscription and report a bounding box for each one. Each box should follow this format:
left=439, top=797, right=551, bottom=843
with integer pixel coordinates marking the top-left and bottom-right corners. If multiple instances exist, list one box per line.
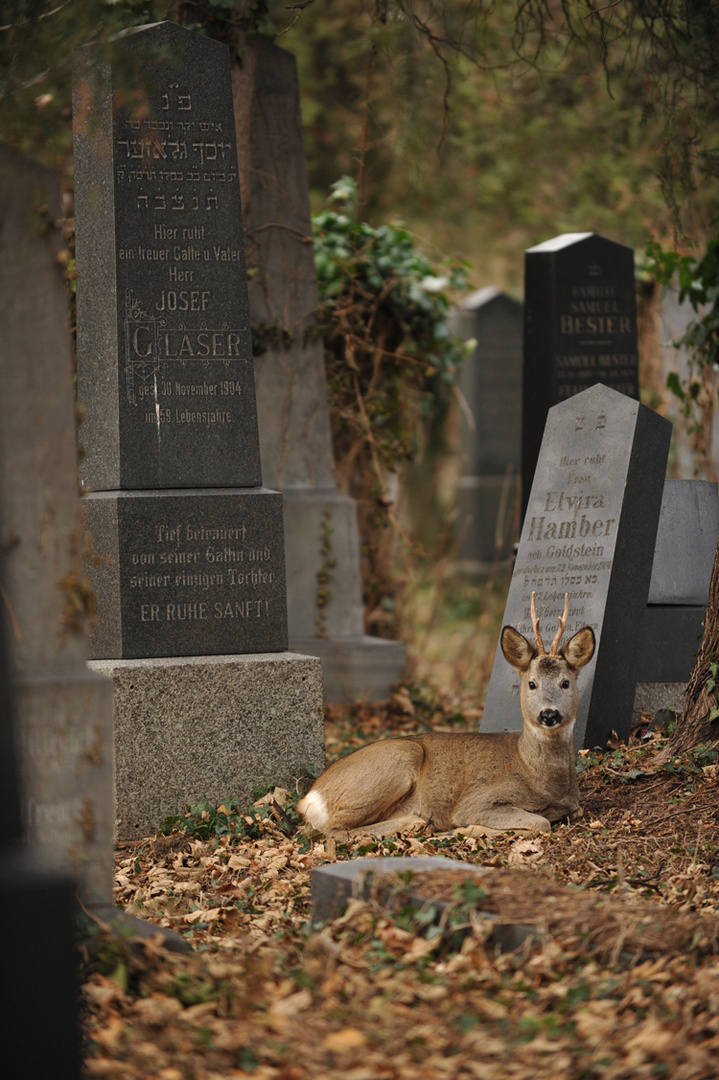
left=74, top=22, right=261, bottom=489
left=114, top=71, right=255, bottom=456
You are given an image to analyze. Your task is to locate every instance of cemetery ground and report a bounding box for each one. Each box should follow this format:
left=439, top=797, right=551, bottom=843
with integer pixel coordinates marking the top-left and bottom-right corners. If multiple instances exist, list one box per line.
left=82, top=575, right=719, bottom=1080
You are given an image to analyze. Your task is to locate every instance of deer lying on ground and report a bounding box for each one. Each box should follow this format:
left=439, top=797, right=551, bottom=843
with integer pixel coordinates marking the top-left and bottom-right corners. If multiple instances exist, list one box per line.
left=298, top=593, right=595, bottom=836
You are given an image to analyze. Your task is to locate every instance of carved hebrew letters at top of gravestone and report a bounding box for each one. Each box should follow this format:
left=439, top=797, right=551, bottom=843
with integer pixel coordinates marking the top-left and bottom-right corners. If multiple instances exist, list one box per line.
left=483, top=384, right=671, bottom=749
left=74, top=22, right=261, bottom=491
left=522, top=233, right=639, bottom=514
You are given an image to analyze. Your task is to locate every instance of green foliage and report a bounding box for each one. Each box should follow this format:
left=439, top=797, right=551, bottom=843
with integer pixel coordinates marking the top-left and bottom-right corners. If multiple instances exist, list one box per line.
left=647, top=236, right=719, bottom=370
left=312, top=177, right=471, bottom=634
left=0, top=1, right=176, bottom=168
left=161, top=794, right=303, bottom=842
left=313, top=177, right=470, bottom=474
left=276, top=0, right=673, bottom=287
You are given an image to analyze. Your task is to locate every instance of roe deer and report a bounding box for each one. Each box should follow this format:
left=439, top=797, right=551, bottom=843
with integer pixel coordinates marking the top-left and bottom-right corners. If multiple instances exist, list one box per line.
left=298, top=593, right=595, bottom=836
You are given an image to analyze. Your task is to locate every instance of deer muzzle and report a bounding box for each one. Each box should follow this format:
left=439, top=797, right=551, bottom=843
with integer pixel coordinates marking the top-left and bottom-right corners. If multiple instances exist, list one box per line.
left=539, top=708, right=562, bottom=728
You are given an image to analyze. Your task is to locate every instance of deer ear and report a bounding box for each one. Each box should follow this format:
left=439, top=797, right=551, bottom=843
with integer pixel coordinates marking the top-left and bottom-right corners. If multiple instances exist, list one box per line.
left=501, top=626, right=535, bottom=672
left=561, top=626, right=595, bottom=669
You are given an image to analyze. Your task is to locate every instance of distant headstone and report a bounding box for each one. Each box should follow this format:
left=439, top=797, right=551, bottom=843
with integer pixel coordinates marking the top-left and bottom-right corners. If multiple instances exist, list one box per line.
left=453, top=288, right=522, bottom=565
left=236, top=39, right=406, bottom=698
left=73, top=22, right=324, bottom=836
left=483, top=383, right=671, bottom=749
left=635, top=479, right=718, bottom=691
left=522, top=233, right=640, bottom=513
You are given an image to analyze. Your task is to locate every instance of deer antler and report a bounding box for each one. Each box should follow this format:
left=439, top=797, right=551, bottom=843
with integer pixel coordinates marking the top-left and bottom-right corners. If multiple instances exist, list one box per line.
left=530, top=591, right=546, bottom=656
left=530, top=591, right=569, bottom=657
left=549, top=593, right=569, bottom=656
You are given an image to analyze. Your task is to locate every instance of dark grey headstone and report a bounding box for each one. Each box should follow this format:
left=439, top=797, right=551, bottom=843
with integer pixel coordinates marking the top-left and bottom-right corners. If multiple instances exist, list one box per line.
left=522, top=233, right=639, bottom=513
left=637, top=607, right=704, bottom=683
left=456, top=288, right=523, bottom=475
left=647, top=480, right=718, bottom=605
left=84, top=488, right=288, bottom=659
left=636, top=479, right=718, bottom=683
left=73, top=21, right=261, bottom=491
left=483, top=383, right=671, bottom=748
left=453, top=289, right=522, bottom=564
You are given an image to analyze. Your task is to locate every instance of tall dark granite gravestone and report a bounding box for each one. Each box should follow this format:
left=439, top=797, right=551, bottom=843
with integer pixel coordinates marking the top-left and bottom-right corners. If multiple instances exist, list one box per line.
left=482, top=384, right=671, bottom=749
left=522, top=233, right=640, bottom=514
left=74, top=23, right=324, bottom=837
left=452, top=288, right=523, bottom=565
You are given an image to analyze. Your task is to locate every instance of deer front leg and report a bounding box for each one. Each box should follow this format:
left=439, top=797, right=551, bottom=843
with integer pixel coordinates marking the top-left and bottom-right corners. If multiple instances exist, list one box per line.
left=457, top=804, right=552, bottom=834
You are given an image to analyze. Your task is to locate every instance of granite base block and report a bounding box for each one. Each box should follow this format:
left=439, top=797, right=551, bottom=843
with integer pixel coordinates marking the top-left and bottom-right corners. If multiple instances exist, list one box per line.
left=290, top=635, right=407, bottom=702
left=88, top=652, right=325, bottom=840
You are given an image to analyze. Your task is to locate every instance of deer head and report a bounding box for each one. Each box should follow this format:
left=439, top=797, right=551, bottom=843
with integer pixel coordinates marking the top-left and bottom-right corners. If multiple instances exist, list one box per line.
left=500, top=592, right=595, bottom=736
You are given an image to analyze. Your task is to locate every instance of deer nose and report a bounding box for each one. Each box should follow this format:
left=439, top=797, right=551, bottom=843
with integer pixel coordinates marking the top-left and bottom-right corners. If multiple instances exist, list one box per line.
left=539, top=708, right=562, bottom=727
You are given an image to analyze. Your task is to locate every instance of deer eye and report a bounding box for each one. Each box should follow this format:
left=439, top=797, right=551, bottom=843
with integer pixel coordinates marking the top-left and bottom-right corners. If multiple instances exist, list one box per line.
left=528, top=680, right=537, bottom=690
left=561, top=679, right=571, bottom=689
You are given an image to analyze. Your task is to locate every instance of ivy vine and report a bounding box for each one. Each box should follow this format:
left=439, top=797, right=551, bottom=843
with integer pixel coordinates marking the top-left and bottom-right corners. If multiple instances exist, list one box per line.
left=311, top=178, right=472, bottom=636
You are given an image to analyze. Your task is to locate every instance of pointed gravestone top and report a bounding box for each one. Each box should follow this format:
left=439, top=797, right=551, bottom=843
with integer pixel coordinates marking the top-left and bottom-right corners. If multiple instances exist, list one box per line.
left=74, top=21, right=261, bottom=491
left=483, top=383, right=671, bottom=749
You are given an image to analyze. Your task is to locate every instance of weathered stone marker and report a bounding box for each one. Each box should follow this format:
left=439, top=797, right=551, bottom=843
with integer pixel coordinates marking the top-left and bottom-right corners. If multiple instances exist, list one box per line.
left=0, top=149, right=83, bottom=1063
left=236, top=39, right=406, bottom=699
left=0, top=143, right=115, bottom=906
left=522, top=233, right=640, bottom=513
left=483, top=383, right=671, bottom=749
left=452, top=288, right=523, bottom=565
left=74, top=23, right=324, bottom=837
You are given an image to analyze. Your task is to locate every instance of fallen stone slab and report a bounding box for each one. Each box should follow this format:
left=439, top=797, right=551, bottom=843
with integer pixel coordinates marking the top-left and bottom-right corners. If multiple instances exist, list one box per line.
left=309, top=856, right=535, bottom=953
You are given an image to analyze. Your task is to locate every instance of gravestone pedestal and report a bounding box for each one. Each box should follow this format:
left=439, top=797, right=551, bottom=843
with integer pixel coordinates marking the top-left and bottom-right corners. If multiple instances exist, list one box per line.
left=236, top=41, right=406, bottom=700
left=73, top=22, right=324, bottom=834
left=90, top=652, right=323, bottom=839
left=483, top=383, right=671, bottom=749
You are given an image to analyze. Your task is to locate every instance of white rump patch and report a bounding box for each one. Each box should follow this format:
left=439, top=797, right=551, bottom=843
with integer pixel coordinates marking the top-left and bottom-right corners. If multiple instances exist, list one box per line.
left=297, top=789, right=329, bottom=830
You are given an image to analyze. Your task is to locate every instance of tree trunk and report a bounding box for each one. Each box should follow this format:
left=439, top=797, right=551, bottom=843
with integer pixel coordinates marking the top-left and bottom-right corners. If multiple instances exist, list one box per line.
left=664, top=532, right=719, bottom=756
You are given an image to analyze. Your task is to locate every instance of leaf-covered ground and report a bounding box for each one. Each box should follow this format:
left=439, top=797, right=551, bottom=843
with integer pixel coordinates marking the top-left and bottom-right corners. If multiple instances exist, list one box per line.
left=82, top=694, right=719, bottom=1080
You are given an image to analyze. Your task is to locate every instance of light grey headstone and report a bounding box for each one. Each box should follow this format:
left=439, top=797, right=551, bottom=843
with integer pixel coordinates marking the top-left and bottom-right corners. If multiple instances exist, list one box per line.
left=239, top=40, right=406, bottom=698
left=647, top=480, right=718, bottom=605
left=483, top=383, right=671, bottom=748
